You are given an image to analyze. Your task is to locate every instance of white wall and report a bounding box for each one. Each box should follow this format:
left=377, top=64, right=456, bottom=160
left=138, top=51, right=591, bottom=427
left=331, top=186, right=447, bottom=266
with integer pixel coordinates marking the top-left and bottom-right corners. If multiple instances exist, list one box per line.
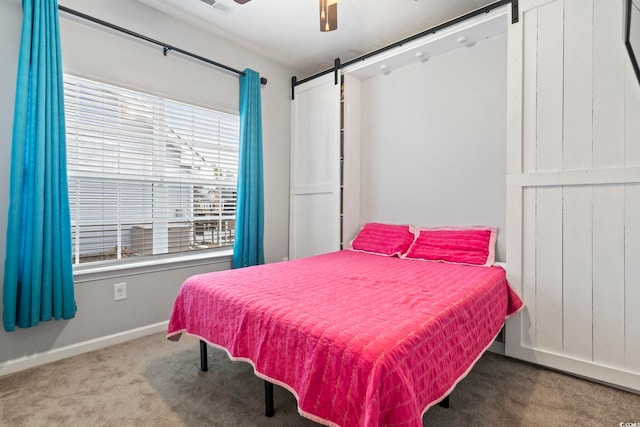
left=359, top=33, right=508, bottom=260
left=0, top=0, right=295, bottom=369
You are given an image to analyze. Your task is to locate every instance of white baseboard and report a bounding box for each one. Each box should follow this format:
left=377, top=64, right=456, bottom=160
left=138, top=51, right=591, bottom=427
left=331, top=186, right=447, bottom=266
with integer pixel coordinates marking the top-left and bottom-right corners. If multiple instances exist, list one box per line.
left=506, top=343, right=640, bottom=393
left=0, top=321, right=168, bottom=378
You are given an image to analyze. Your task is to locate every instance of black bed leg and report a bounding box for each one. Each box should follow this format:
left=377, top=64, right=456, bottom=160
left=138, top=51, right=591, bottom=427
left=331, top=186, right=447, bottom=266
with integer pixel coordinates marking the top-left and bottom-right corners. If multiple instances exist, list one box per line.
left=438, top=395, right=450, bottom=408
left=199, top=340, right=208, bottom=372
left=265, top=381, right=275, bottom=417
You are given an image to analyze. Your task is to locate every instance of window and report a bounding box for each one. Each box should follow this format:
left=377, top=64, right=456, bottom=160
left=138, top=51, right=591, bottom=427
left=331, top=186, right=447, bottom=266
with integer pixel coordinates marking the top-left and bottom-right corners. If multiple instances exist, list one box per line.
left=64, top=74, right=239, bottom=266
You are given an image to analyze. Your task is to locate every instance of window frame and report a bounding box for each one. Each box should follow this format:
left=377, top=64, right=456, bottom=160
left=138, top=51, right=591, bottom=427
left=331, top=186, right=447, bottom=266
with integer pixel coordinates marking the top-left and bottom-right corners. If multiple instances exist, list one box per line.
left=64, top=73, right=240, bottom=276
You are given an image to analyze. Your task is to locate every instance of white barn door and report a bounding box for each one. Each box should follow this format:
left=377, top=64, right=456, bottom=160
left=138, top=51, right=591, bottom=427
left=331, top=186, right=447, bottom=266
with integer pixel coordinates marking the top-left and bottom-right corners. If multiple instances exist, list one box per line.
left=505, top=0, right=640, bottom=391
left=289, top=74, right=341, bottom=259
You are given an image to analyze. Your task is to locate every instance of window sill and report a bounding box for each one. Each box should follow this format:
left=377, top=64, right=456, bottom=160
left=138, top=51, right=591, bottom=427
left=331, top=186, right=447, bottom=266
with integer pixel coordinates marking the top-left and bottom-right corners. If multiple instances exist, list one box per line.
left=73, top=249, right=233, bottom=283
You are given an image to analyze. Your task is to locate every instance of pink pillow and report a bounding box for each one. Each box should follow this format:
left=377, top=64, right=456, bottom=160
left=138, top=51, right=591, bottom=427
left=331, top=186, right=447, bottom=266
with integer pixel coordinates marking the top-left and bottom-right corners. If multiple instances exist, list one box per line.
left=403, top=226, right=497, bottom=266
left=350, top=223, right=415, bottom=257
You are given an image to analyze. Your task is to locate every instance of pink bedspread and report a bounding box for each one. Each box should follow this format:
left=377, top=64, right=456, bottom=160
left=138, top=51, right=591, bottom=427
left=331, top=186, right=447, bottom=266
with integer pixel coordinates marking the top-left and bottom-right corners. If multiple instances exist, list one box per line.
left=167, top=250, right=522, bottom=427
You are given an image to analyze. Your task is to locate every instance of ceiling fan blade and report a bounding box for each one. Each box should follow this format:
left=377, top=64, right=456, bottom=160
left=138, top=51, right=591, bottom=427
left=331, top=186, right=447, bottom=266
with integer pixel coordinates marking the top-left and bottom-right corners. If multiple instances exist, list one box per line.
left=319, top=0, right=337, bottom=32
left=233, top=0, right=252, bottom=3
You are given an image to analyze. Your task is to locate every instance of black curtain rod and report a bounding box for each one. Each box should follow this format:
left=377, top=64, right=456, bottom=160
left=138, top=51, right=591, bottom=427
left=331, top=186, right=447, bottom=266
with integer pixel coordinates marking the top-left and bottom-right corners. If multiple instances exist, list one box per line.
left=58, top=5, right=268, bottom=86
left=293, top=0, right=516, bottom=88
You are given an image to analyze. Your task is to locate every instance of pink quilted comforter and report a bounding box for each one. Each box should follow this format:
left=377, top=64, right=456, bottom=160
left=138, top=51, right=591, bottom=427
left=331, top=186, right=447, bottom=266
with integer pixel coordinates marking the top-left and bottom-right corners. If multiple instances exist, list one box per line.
left=167, top=250, right=522, bottom=427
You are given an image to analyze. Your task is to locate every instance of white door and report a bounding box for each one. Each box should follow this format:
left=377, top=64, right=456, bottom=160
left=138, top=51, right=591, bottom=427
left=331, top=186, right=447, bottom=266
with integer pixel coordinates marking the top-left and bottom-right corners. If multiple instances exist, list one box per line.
left=505, top=0, right=640, bottom=392
left=290, top=73, right=341, bottom=259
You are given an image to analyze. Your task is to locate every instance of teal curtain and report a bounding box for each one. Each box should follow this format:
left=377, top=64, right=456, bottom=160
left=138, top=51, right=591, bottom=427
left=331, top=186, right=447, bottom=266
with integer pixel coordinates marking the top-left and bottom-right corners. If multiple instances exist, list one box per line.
left=232, top=69, right=264, bottom=268
left=3, top=0, right=76, bottom=332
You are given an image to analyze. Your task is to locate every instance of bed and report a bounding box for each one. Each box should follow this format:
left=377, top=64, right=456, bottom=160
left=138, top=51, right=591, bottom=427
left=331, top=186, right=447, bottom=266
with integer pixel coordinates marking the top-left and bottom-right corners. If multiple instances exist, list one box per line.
left=167, top=232, right=523, bottom=426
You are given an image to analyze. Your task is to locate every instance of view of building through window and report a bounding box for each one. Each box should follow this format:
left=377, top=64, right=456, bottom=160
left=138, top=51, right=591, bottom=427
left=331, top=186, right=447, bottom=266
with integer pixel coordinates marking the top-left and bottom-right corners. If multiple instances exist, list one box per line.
left=64, top=74, right=239, bottom=265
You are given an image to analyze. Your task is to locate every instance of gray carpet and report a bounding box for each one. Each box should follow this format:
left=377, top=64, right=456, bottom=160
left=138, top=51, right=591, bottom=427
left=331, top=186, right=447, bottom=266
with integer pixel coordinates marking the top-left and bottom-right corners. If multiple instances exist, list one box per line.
left=0, top=332, right=638, bottom=426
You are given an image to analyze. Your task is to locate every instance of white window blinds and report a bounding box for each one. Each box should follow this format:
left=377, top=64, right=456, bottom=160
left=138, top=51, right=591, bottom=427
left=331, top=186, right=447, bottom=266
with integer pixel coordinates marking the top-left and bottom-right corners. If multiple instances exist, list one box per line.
left=64, top=74, right=239, bottom=266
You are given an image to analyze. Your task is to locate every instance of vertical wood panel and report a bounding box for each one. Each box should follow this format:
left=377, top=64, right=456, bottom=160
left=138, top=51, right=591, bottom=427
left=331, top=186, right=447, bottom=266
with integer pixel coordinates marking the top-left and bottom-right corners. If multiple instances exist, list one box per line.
left=562, top=0, right=593, bottom=170
left=505, top=5, right=524, bottom=349
left=592, top=0, right=625, bottom=168
left=625, top=184, right=640, bottom=373
left=536, top=1, right=564, bottom=172
left=522, top=187, right=537, bottom=348
left=506, top=2, right=524, bottom=176
left=505, top=183, right=524, bottom=347
left=535, top=187, right=563, bottom=352
left=534, top=1, right=564, bottom=355
left=592, top=185, right=625, bottom=368
left=562, top=186, right=593, bottom=360
left=522, top=9, right=538, bottom=173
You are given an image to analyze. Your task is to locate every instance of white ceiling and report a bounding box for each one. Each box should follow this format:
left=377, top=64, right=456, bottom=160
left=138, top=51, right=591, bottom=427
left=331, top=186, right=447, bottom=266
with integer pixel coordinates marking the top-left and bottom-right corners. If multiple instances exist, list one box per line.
left=135, top=0, right=500, bottom=77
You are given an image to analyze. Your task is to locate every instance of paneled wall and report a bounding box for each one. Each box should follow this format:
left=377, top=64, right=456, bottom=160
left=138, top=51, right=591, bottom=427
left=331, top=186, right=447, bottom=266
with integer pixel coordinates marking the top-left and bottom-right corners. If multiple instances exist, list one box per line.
left=506, top=0, right=640, bottom=391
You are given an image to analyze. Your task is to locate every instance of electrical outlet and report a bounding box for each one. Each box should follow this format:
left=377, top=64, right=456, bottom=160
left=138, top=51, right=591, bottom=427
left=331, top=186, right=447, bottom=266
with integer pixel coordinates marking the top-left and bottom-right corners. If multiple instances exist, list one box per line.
left=114, top=283, right=127, bottom=301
